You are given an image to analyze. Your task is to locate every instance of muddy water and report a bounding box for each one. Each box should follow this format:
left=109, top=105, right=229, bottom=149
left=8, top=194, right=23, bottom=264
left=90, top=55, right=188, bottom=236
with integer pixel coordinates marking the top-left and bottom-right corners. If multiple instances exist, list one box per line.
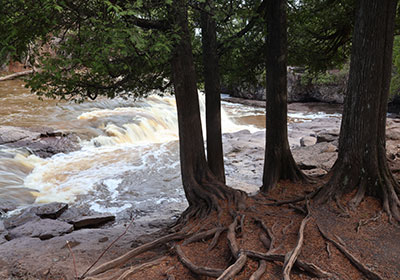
left=0, top=80, right=340, bottom=222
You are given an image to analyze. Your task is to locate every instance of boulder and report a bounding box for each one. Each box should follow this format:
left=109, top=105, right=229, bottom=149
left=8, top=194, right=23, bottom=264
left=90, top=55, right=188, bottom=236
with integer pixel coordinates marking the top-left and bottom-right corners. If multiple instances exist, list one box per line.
left=72, top=214, right=115, bottom=229
left=8, top=219, right=73, bottom=240
left=292, top=142, right=338, bottom=172
left=300, top=136, right=317, bottom=147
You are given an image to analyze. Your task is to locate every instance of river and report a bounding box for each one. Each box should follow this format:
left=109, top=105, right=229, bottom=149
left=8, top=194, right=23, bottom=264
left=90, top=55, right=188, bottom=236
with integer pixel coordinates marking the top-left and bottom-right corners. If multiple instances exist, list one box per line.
left=0, top=80, right=341, bottom=222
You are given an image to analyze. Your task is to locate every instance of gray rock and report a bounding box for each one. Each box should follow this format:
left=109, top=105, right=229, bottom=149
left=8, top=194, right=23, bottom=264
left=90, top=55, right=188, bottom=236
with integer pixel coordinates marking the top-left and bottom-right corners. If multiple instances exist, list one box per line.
left=0, top=126, right=79, bottom=158
left=0, top=201, right=18, bottom=214
left=8, top=219, right=73, bottom=240
left=31, top=202, right=68, bottom=219
left=292, top=142, right=338, bottom=172
left=300, top=136, right=317, bottom=147
left=0, top=126, right=41, bottom=144
left=0, top=233, right=8, bottom=245
left=58, top=207, right=93, bottom=224
left=72, top=214, right=115, bottom=229
left=0, top=221, right=4, bottom=233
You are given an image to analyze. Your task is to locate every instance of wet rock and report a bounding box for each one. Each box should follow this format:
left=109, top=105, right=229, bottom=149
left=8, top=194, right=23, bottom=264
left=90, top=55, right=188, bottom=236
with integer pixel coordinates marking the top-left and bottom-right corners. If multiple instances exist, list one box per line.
left=0, top=126, right=41, bottom=144
left=0, top=125, right=79, bottom=158
left=8, top=219, right=73, bottom=240
left=72, top=214, right=115, bottom=229
left=300, top=136, right=317, bottom=147
left=0, top=201, right=18, bottom=214
left=32, top=202, right=68, bottom=219
left=3, top=210, right=40, bottom=230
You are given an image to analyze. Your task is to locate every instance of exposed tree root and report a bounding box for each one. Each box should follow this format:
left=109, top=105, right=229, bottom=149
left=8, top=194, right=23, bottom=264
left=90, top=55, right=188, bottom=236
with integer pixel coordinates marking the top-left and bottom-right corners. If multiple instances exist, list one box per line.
left=216, top=253, right=247, bottom=280
left=175, top=244, right=224, bottom=278
left=255, top=218, right=275, bottom=251
left=288, top=203, right=307, bottom=215
left=116, top=257, right=166, bottom=280
left=227, top=216, right=240, bottom=259
left=317, top=224, right=383, bottom=280
left=326, top=242, right=332, bottom=258
left=282, top=213, right=311, bottom=280
left=282, top=219, right=294, bottom=235
left=182, top=227, right=225, bottom=246
left=86, top=232, right=187, bottom=277
left=207, top=227, right=225, bottom=251
left=265, top=187, right=322, bottom=207
left=249, top=260, right=267, bottom=280
left=244, top=250, right=332, bottom=278
left=356, top=211, right=382, bottom=233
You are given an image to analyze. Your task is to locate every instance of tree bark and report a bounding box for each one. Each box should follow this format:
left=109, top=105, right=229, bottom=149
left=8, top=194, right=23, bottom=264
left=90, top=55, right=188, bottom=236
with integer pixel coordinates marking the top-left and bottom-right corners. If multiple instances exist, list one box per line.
left=261, top=0, right=306, bottom=192
left=170, top=0, right=238, bottom=218
left=315, top=0, right=400, bottom=221
left=201, top=0, right=225, bottom=183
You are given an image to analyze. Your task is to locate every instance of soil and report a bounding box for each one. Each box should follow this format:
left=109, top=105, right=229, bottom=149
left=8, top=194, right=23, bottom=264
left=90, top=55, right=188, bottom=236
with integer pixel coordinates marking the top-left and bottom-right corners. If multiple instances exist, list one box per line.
left=4, top=175, right=399, bottom=280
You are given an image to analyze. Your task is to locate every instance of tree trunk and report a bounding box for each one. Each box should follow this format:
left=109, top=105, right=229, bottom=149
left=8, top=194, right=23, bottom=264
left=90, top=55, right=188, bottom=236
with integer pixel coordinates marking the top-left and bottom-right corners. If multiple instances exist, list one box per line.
left=200, top=0, right=225, bottom=184
left=315, top=0, right=400, bottom=221
left=261, top=0, right=306, bottom=192
left=170, top=0, right=239, bottom=219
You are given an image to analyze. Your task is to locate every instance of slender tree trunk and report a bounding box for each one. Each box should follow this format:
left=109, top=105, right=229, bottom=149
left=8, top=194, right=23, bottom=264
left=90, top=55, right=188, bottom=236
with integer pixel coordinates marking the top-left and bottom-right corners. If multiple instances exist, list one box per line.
left=261, top=0, right=306, bottom=193
left=170, top=0, right=239, bottom=219
left=200, top=0, right=225, bottom=183
left=315, top=0, right=400, bottom=221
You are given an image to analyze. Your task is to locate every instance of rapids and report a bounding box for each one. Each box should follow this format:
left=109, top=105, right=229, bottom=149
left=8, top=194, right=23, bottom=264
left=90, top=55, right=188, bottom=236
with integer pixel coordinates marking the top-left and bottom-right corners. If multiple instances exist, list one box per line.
left=0, top=80, right=340, bottom=221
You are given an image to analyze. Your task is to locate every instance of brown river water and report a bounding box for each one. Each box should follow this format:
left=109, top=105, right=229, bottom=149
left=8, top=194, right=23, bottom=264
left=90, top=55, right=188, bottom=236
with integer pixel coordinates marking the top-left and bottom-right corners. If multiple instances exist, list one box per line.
left=0, top=80, right=341, bottom=221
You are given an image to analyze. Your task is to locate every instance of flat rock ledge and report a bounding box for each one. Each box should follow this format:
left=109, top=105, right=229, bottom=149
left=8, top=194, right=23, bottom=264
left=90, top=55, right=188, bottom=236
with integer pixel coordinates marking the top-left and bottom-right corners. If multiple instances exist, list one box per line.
left=0, top=125, right=79, bottom=158
left=1, top=203, right=116, bottom=243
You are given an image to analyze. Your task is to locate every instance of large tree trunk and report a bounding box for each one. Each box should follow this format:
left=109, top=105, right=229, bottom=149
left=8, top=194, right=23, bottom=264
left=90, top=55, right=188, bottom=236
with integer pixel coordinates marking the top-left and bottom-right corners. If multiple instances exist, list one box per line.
left=315, top=0, right=400, bottom=221
left=261, top=0, right=306, bottom=192
left=200, top=0, right=225, bottom=184
left=170, top=0, right=238, bottom=219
